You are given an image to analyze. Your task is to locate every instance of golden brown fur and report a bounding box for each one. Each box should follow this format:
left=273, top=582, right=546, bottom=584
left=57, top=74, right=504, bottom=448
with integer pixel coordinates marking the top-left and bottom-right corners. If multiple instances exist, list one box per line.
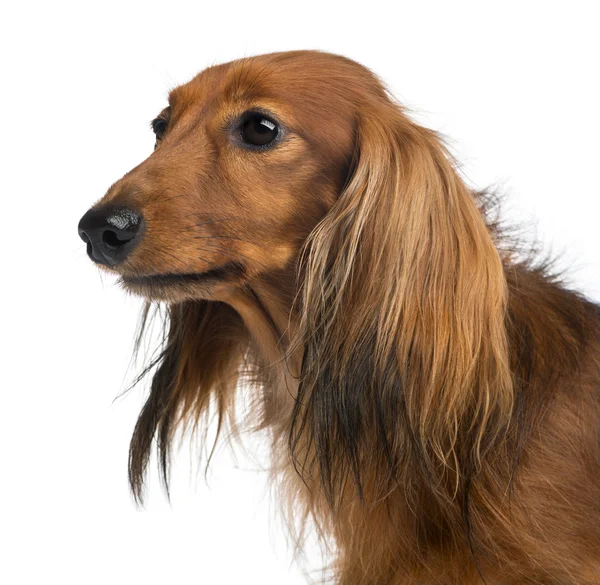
left=82, top=51, right=600, bottom=584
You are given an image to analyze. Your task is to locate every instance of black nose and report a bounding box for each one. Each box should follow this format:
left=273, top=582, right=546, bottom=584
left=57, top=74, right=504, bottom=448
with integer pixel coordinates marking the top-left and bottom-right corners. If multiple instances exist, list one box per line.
left=78, top=206, right=144, bottom=266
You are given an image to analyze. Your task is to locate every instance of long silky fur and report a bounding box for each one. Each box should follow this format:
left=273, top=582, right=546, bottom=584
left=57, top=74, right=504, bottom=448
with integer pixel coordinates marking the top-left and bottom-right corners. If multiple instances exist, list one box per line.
left=129, top=300, right=249, bottom=501
left=120, top=53, right=600, bottom=584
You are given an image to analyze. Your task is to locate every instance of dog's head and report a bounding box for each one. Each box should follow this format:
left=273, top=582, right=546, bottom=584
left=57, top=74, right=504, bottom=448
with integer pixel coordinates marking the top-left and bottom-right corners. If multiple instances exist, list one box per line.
left=78, top=51, right=386, bottom=303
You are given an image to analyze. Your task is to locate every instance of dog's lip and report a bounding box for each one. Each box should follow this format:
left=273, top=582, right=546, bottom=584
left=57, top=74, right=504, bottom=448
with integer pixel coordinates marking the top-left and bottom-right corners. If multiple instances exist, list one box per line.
left=120, top=262, right=244, bottom=287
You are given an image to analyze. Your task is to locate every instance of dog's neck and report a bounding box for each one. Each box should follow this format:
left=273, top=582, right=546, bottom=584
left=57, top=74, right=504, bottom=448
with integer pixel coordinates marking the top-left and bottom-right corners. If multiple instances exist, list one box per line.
left=222, top=269, right=303, bottom=408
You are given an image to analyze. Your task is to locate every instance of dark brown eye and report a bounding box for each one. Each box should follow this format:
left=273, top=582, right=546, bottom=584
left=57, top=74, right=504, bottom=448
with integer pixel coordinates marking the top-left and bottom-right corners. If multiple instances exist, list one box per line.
left=151, top=117, right=168, bottom=140
left=240, top=113, right=279, bottom=147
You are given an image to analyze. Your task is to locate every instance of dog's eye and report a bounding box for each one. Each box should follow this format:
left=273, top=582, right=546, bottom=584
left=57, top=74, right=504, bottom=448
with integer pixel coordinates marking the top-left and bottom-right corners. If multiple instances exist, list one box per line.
left=151, top=117, right=168, bottom=141
left=240, top=113, right=279, bottom=147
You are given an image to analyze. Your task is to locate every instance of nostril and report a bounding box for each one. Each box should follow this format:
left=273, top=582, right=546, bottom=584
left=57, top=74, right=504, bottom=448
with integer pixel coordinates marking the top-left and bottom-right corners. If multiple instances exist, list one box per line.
left=102, top=229, right=135, bottom=248
left=78, top=205, right=144, bottom=266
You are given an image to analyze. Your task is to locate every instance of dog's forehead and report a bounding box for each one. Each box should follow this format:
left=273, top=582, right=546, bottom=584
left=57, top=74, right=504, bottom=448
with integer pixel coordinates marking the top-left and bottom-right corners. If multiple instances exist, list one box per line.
left=167, top=51, right=382, bottom=116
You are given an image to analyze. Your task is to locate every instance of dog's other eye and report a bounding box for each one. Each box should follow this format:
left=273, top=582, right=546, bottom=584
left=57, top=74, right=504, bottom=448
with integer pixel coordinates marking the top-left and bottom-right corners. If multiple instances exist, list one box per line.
left=240, top=113, right=279, bottom=147
left=151, top=117, right=168, bottom=141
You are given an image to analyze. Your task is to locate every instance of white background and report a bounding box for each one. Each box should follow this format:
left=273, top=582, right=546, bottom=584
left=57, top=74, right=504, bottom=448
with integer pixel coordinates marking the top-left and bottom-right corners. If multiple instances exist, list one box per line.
left=1, top=1, right=599, bottom=584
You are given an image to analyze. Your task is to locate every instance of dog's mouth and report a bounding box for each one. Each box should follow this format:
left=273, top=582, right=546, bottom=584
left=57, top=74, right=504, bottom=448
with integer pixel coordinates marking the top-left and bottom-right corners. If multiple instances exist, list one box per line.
left=120, top=261, right=245, bottom=297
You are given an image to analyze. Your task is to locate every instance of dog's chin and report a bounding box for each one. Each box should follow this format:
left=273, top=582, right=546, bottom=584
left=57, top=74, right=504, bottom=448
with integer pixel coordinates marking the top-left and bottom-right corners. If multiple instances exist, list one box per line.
left=119, top=262, right=245, bottom=302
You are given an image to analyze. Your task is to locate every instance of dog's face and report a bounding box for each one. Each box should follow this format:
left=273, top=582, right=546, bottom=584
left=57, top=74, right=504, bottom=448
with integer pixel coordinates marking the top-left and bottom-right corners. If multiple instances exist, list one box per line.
left=78, top=51, right=376, bottom=302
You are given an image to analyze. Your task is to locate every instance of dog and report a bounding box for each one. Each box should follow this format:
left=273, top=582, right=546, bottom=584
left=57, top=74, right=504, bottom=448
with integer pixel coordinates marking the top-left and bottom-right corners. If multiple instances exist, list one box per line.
left=78, top=51, right=600, bottom=584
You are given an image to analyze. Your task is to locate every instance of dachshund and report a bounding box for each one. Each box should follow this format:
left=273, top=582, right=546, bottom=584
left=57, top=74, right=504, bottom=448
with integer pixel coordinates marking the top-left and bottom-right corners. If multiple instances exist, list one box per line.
left=78, top=51, right=600, bottom=584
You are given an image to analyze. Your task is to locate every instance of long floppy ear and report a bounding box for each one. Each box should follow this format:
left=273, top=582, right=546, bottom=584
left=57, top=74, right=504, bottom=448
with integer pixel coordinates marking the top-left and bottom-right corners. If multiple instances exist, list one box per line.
left=290, top=98, right=513, bottom=509
left=128, top=300, right=248, bottom=503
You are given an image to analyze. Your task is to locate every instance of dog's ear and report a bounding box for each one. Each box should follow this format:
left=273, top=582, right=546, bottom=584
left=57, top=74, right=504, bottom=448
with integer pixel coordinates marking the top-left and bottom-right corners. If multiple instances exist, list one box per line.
left=128, top=301, right=247, bottom=503
left=291, top=99, right=513, bottom=508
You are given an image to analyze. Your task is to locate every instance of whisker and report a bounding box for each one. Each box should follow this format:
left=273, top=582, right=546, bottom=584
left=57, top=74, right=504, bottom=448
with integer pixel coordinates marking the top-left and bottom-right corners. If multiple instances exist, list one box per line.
left=155, top=247, right=195, bottom=270
left=157, top=193, right=188, bottom=204
left=243, top=61, right=276, bottom=97
left=193, top=235, right=248, bottom=243
left=180, top=217, right=247, bottom=232
left=194, top=243, right=270, bottom=271
left=143, top=187, right=169, bottom=207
